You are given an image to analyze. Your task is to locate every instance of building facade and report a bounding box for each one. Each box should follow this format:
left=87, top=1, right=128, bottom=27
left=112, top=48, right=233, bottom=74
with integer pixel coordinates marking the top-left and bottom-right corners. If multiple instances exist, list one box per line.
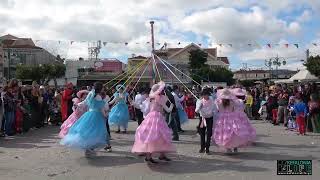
left=0, top=43, right=4, bottom=80
left=233, top=70, right=270, bottom=81
left=65, top=58, right=126, bottom=86
left=127, top=55, right=153, bottom=83
left=153, top=43, right=230, bottom=84
left=233, top=69, right=297, bottom=81
left=0, top=34, right=56, bottom=79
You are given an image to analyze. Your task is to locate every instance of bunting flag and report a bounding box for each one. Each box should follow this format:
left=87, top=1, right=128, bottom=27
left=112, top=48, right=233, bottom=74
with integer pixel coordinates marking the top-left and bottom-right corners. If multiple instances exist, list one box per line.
left=25, top=39, right=308, bottom=49
left=313, top=43, right=317, bottom=46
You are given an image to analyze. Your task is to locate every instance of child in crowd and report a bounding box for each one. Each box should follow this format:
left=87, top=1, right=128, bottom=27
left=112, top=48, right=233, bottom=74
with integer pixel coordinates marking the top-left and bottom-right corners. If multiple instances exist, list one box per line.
left=294, top=94, right=308, bottom=135
left=22, top=98, right=32, bottom=133
left=15, top=100, right=24, bottom=134
left=49, top=99, right=61, bottom=126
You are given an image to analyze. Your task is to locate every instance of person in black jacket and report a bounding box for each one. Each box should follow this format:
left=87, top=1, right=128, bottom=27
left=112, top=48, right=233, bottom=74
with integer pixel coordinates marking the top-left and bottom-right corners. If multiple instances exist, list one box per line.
left=165, top=86, right=179, bottom=141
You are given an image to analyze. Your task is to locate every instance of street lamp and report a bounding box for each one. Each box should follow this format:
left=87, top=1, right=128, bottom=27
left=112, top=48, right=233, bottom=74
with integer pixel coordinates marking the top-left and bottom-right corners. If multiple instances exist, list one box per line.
left=265, top=55, right=286, bottom=79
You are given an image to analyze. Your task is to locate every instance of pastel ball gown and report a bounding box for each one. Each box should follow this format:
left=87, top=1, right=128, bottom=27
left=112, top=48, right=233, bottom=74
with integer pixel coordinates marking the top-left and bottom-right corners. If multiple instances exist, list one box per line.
left=60, top=90, right=109, bottom=150
left=213, top=99, right=256, bottom=149
left=59, top=98, right=88, bottom=138
left=108, top=92, right=130, bottom=129
left=132, top=96, right=175, bottom=153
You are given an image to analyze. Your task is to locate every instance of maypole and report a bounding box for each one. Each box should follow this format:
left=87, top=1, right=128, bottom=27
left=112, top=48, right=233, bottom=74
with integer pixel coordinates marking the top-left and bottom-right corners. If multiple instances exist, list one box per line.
left=150, top=21, right=156, bottom=85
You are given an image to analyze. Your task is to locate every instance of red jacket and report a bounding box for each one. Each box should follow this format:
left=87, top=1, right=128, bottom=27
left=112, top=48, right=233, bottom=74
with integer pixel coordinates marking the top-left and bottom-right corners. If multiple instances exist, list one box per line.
left=61, top=88, right=73, bottom=121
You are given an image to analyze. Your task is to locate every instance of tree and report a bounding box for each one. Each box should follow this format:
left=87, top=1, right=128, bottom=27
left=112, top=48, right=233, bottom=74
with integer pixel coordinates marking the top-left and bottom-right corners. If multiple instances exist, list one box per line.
left=188, top=49, right=234, bottom=85
left=16, top=64, right=66, bottom=87
left=304, top=55, right=320, bottom=77
left=188, top=49, right=208, bottom=69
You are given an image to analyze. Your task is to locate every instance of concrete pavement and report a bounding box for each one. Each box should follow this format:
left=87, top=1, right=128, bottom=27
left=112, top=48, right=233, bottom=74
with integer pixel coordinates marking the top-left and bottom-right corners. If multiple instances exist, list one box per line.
left=0, top=120, right=319, bottom=180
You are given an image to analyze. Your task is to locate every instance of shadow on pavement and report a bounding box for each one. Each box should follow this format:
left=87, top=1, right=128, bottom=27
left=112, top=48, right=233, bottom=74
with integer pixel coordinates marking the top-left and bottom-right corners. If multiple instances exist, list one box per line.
left=254, top=142, right=318, bottom=149
left=232, top=151, right=314, bottom=161
left=0, top=126, right=59, bottom=149
left=148, top=154, right=269, bottom=174
left=81, top=149, right=269, bottom=174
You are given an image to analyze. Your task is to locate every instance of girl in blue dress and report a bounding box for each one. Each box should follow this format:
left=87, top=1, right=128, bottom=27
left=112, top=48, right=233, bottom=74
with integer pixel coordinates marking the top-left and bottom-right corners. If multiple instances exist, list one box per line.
left=108, top=84, right=132, bottom=133
left=60, top=82, right=109, bottom=156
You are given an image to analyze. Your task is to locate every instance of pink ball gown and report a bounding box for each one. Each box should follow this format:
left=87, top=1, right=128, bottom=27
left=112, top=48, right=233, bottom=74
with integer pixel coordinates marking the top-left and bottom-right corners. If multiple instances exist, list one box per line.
left=132, top=96, right=176, bottom=153
left=59, top=99, right=88, bottom=138
left=213, top=99, right=256, bottom=149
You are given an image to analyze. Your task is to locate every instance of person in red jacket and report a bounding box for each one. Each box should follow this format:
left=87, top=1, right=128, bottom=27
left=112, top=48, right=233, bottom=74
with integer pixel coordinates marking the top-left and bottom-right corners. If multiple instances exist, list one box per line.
left=61, top=83, right=74, bottom=122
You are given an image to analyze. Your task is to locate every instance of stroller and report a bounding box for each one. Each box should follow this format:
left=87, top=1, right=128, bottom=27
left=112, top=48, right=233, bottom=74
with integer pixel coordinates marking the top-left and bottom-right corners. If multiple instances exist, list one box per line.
left=287, top=105, right=297, bottom=130
left=258, top=100, right=267, bottom=121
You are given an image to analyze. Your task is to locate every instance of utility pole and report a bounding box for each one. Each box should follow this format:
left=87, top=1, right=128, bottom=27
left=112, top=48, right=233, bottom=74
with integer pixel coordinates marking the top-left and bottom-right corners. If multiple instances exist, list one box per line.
left=306, top=49, right=310, bottom=61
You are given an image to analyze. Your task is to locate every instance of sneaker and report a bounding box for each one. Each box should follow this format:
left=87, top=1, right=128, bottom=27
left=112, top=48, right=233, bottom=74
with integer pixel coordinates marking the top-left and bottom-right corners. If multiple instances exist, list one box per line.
left=199, top=149, right=205, bottom=153
left=122, top=130, right=127, bottom=134
left=205, top=149, right=210, bottom=154
left=233, top=148, right=238, bottom=153
left=145, top=158, right=158, bottom=164
left=104, top=146, right=112, bottom=152
left=115, top=130, right=120, bottom=133
left=159, top=156, right=171, bottom=161
left=172, top=137, right=179, bottom=141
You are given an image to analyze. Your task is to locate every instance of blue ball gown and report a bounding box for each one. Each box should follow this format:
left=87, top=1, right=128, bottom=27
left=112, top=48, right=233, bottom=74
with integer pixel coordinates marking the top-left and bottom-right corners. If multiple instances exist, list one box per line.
left=177, top=107, right=189, bottom=124
left=108, top=92, right=130, bottom=129
left=60, top=90, right=109, bottom=150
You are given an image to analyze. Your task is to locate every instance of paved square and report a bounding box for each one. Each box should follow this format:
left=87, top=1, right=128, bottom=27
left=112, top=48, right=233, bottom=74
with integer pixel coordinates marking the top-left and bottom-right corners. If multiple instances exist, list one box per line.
left=0, top=120, right=319, bottom=180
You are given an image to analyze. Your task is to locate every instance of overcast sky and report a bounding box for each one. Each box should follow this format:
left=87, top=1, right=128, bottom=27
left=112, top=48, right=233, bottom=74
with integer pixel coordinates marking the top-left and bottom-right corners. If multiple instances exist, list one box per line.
left=1, top=0, right=320, bottom=70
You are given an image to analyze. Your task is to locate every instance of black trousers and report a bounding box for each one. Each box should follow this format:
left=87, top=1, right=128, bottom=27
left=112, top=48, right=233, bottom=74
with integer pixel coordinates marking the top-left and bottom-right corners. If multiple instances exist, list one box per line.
left=135, top=108, right=143, bottom=125
left=106, top=116, right=110, bottom=137
left=175, top=112, right=182, bottom=131
left=199, top=117, right=213, bottom=150
left=166, top=112, right=179, bottom=140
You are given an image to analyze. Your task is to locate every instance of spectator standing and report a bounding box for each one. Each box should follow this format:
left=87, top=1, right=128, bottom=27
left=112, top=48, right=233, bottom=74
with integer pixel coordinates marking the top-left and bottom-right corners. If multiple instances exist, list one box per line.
left=245, top=91, right=253, bottom=119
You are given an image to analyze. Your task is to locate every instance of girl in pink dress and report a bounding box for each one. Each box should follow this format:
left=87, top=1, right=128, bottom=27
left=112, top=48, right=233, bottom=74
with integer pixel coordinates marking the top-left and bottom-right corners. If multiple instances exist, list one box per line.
left=214, top=88, right=256, bottom=154
left=59, top=90, right=89, bottom=138
left=132, top=81, right=175, bottom=164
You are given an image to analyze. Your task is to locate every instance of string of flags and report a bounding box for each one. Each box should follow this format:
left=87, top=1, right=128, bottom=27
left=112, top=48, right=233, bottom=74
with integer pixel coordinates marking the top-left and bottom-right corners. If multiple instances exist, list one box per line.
left=31, top=39, right=319, bottom=48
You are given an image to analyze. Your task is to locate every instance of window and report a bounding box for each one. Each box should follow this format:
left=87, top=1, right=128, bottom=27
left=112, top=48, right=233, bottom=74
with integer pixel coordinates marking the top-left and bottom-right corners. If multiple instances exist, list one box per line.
left=264, top=74, right=266, bottom=77
left=256, top=74, right=257, bottom=77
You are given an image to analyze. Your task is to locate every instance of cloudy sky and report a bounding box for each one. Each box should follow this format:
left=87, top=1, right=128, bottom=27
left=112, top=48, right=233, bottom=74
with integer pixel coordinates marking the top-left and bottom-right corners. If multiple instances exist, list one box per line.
left=1, top=0, right=320, bottom=70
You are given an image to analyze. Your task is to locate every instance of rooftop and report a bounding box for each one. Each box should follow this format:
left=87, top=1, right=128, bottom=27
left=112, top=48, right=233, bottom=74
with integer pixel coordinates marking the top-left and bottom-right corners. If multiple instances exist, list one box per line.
left=0, top=34, right=42, bottom=49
